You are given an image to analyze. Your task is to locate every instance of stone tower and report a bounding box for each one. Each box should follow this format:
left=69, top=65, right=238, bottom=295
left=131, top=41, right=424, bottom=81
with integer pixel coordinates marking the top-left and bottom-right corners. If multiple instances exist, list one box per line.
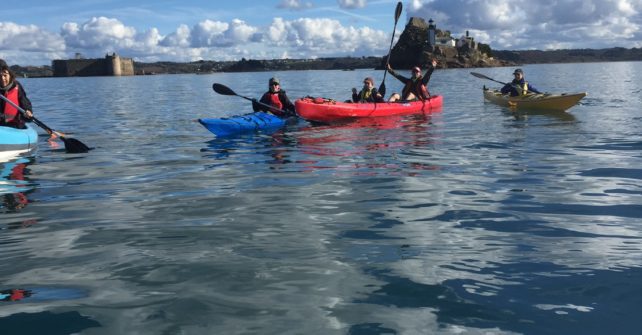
left=109, top=53, right=122, bottom=76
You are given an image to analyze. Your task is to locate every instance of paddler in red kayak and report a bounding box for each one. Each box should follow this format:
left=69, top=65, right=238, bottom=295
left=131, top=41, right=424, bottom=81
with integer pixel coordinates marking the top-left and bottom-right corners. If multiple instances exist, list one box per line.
left=386, top=59, right=437, bottom=102
left=252, top=77, right=295, bottom=117
left=351, top=77, right=384, bottom=103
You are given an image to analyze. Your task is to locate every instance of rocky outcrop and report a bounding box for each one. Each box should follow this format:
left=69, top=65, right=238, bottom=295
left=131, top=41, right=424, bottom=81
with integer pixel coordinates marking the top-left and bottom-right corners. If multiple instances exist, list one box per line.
left=383, top=17, right=513, bottom=70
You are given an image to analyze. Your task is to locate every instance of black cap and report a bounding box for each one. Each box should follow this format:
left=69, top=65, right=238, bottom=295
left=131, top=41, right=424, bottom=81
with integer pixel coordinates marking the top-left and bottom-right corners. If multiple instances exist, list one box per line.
left=513, top=68, right=523, bottom=75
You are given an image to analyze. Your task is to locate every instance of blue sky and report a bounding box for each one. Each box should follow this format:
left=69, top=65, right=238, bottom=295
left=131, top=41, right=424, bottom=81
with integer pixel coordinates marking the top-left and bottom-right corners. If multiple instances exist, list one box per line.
left=1, top=0, right=641, bottom=66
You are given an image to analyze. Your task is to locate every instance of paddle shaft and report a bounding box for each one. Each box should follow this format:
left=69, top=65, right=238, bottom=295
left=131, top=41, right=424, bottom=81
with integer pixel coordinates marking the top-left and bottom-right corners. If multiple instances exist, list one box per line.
left=470, top=72, right=525, bottom=94
left=379, top=1, right=403, bottom=95
left=0, top=91, right=90, bottom=153
left=470, top=72, right=508, bottom=85
left=0, top=93, right=57, bottom=135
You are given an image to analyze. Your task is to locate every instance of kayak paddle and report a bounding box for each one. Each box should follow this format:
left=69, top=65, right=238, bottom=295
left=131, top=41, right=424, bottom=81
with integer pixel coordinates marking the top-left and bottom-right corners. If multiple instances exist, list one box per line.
left=470, top=72, right=509, bottom=85
left=212, top=83, right=290, bottom=116
left=378, top=1, right=403, bottom=97
left=0, top=94, right=90, bottom=153
left=470, top=72, right=525, bottom=95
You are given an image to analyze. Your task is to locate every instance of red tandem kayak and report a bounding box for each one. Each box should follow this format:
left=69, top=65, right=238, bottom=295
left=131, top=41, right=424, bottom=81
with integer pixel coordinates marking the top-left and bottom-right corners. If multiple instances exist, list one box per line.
left=295, top=96, right=443, bottom=123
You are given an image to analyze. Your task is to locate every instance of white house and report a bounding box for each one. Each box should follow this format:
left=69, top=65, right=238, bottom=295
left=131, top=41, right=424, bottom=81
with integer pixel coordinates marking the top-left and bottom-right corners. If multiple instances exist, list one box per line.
left=436, top=36, right=456, bottom=47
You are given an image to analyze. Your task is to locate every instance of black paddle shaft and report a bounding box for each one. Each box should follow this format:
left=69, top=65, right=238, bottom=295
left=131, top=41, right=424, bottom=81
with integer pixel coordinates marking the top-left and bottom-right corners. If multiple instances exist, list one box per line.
left=470, top=72, right=527, bottom=95
left=378, top=1, right=403, bottom=97
left=0, top=93, right=90, bottom=153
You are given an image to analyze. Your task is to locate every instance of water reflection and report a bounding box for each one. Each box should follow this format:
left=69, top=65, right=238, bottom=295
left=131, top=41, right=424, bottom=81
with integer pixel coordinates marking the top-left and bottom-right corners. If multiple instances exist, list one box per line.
left=0, top=288, right=32, bottom=302
left=201, top=112, right=442, bottom=177
left=290, top=112, right=441, bottom=177
left=1, top=155, right=37, bottom=228
left=483, top=102, right=578, bottom=122
left=6, top=64, right=642, bottom=334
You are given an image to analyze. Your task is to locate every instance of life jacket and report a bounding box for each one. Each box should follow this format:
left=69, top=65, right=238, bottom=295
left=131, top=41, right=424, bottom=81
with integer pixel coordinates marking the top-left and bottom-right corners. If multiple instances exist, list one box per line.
left=268, top=92, right=284, bottom=115
left=520, top=82, right=530, bottom=95
left=402, top=78, right=429, bottom=101
left=1, top=85, right=20, bottom=125
left=511, top=80, right=530, bottom=96
left=359, top=89, right=372, bottom=102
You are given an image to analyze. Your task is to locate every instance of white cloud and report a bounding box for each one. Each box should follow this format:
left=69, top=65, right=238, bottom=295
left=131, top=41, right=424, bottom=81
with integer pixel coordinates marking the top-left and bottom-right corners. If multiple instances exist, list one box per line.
left=61, top=17, right=136, bottom=50
left=265, top=17, right=388, bottom=56
left=0, top=22, right=65, bottom=52
left=160, top=24, right=191, bottom=48
left=190, top=20, right=230, bottom=47
left=2, top=0, right=642, bottom=65
left=338, top=0, right=367, bottom=9
left=278, top=0, right=314, bottom=10
left=407, top=0, right=642, bottom=49
left=10, top=15, right=387, bottom=64
left=170, top=19, right=260, bottom=49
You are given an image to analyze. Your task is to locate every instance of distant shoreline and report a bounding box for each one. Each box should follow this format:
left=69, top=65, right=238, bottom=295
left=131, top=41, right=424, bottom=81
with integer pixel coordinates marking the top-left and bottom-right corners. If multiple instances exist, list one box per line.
left=10, top=47, right=642, bottom=78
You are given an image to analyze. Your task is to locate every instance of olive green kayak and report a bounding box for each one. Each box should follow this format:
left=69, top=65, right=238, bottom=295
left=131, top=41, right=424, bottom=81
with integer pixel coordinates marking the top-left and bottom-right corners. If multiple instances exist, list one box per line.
left=483, top=87, right=586, bottom=111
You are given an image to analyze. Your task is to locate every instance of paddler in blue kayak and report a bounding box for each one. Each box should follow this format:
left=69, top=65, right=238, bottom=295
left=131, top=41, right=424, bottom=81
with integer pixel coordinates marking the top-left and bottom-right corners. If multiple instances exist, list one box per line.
left=386, top=59, right=437, bottom=102
left=252, top=77, right=295, bottom=118
left=500, top=68, right=541, bottom=96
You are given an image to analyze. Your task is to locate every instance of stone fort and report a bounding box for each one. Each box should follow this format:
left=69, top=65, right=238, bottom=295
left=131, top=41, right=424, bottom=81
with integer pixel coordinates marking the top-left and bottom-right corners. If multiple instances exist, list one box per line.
left=52, top=53, right=134, bottom=77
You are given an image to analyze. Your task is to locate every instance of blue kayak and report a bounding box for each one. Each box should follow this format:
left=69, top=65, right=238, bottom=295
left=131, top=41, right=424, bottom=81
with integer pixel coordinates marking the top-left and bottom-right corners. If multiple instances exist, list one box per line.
left=198, top=112, right=289, bottom=137
left=0, top=124, right=38, bottom=156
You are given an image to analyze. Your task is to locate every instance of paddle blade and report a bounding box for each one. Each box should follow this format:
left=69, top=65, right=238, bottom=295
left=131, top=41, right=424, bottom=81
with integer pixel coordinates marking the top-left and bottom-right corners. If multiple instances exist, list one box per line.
left=470, top=72, right=507, bottom=85
left=212, top=83, right=237, bottom=96
left=378, top=82, right=386, bottom=97
left=394, top=2, right=403, bottom=23
left=470, top=72, right=491, bottom=80
left=60, top=136, right=91, bottom=153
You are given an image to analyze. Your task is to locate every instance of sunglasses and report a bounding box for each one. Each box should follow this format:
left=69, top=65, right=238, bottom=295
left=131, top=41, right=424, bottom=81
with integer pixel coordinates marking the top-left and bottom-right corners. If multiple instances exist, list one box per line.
left=271, top=82, right=280, bottom=86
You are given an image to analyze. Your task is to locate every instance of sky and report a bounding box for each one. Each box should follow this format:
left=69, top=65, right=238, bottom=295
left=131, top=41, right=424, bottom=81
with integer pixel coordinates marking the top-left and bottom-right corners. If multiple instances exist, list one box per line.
left=1, top=0, right=641, bottom=66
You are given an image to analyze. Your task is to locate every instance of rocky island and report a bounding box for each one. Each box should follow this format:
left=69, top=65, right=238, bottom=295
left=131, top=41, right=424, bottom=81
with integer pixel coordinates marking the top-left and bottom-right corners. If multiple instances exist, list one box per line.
left=382, top=17, right=507, bottom=70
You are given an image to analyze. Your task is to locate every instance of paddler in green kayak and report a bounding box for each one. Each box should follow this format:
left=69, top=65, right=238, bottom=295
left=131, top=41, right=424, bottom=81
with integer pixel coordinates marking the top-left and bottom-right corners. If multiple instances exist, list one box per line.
left=500, top=68, right=542, bottom=96
left=252, top=77, right=295, bottom=118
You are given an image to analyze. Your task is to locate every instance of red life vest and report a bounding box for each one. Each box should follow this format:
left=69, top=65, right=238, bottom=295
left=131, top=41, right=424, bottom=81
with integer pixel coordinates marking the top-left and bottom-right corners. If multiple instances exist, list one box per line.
left=2, top=85, right=20, bottom=125
left=268, top=93, right=284, bottom=115
left=402, top=78, right=429, bottom=101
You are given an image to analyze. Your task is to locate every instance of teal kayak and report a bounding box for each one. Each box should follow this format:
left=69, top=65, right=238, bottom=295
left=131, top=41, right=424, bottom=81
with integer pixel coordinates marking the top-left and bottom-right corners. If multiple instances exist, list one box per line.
left=0, top=124, right=37, bottom=156
left=199, top=112, right=291, bottom=137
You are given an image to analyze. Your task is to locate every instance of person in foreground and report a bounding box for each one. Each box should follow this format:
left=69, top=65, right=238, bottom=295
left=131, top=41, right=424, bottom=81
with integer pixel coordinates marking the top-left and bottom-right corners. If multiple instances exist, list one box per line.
left=500, top=68, right=541, bottom=96
left=351, top=77, right=384, bottom=103
left=0, top=64, right=33, bottom=129
left=252, top=77, right=295, bottom=118
left=386, top=59, right=437, bottom=102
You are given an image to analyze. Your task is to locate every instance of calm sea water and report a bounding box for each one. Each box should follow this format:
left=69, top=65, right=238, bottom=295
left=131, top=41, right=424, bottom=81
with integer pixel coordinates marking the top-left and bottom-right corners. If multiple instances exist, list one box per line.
left=1, top=62, right=641, bottom=334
